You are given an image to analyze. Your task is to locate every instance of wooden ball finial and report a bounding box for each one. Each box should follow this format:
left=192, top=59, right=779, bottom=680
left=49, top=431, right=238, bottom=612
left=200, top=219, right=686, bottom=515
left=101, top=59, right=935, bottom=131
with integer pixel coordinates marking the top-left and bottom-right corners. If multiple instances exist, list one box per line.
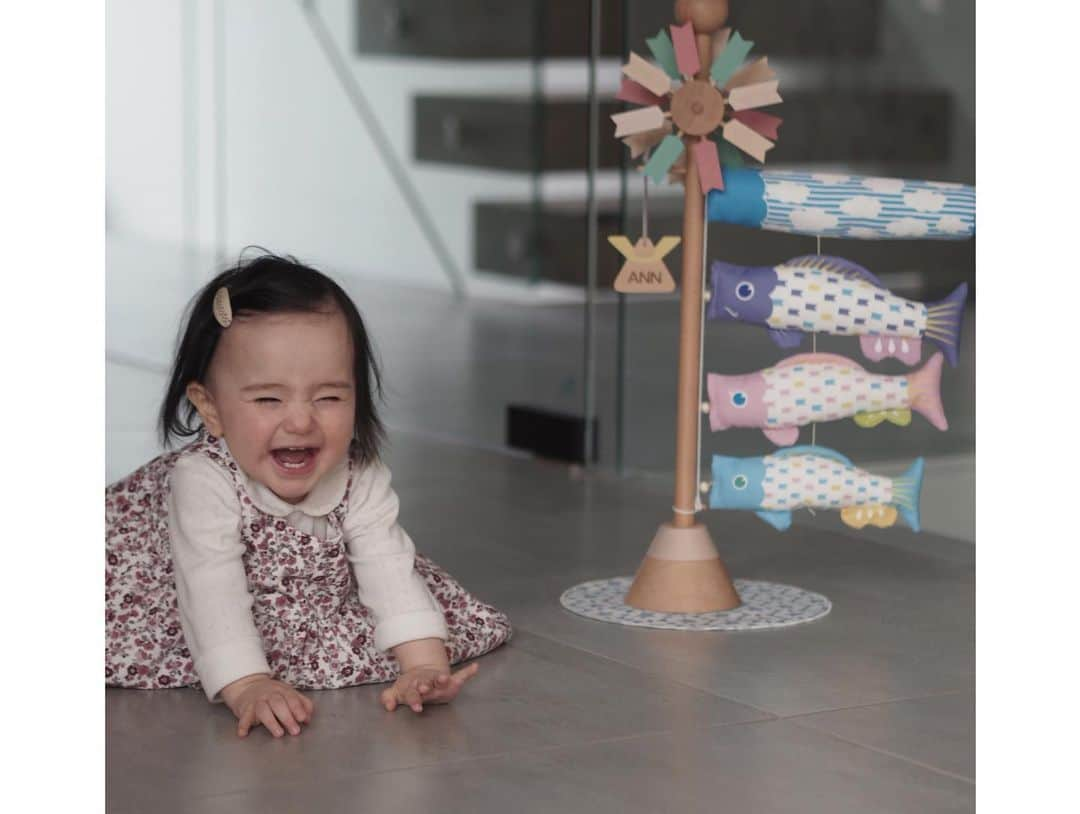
left=674, top=0, right=729, bottom=33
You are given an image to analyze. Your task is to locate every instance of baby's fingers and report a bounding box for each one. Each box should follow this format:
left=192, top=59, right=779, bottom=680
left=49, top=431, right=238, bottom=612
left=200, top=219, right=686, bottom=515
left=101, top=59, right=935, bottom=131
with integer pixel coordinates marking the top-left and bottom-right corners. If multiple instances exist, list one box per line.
left=296, top=691, right=315, bottom=717
left=285, top=693, right=310, bottom=726
left=380, top=686, right=398, bottom=712
left=236, top=705, right=257, bottom=738
left=256, top=699, right=286, bottom=738
left=403, top=684, right=424, bottom=713
left=451, top=662, right=480, bottom=686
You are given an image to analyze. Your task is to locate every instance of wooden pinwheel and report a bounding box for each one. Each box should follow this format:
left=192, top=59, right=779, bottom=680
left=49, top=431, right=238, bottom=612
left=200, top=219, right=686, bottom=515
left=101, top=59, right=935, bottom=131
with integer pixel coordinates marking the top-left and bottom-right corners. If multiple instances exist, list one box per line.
left=611, top=11, right=782, bottom=193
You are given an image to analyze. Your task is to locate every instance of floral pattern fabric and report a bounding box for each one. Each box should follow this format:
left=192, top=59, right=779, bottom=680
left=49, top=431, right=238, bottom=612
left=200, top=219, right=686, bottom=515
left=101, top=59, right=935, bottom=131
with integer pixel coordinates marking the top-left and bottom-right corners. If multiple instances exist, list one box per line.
left=105, top=433, right=512, bottom=691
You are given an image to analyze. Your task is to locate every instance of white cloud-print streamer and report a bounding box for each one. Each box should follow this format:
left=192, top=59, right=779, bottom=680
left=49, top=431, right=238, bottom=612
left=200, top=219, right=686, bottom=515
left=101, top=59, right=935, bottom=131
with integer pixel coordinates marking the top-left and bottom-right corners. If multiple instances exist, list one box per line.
left=771, top=181, right=810, bottom=204
left=937, top=215, right=968, bottom=234
left=904, top=189, right=947, bottom=212
left=840, top=196, right=882, bottom=218
left=863, top=177, right=905, bottom=194
left=790, top=208, right=840, bottom=232
left=885, top=217, right=929, bottom=237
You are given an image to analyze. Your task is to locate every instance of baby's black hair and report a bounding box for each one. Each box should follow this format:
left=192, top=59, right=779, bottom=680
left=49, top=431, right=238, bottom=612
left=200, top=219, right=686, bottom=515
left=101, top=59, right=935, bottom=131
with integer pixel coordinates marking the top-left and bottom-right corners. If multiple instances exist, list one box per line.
left=159, top=249, right=385, bottom=464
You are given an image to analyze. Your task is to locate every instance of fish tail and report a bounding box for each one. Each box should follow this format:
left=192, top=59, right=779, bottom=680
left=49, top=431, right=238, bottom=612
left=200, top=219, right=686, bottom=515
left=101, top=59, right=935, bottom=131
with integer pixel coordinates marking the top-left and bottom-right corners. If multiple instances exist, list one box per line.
left=891, top=458, right=925, bottom=532
left=907, top=352, right=948, bottom=431
left=924, top=283, right=968, bottom=367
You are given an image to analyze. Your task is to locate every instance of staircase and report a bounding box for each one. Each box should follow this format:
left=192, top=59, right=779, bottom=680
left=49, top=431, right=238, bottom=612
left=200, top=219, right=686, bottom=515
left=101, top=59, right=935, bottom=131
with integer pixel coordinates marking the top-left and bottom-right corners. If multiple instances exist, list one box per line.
left=353, top=0, right=974, bottom=298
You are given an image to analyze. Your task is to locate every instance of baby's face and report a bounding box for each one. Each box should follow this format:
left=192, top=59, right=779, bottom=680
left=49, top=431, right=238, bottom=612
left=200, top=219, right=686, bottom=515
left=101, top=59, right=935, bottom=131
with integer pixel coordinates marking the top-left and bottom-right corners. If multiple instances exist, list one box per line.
left=197, top=308, right=356, bottom=504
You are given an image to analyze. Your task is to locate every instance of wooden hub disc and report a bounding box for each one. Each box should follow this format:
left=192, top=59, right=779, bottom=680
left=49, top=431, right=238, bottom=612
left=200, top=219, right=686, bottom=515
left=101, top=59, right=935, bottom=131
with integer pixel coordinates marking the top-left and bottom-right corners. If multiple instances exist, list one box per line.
left=669, top=80, right=726, bottom=137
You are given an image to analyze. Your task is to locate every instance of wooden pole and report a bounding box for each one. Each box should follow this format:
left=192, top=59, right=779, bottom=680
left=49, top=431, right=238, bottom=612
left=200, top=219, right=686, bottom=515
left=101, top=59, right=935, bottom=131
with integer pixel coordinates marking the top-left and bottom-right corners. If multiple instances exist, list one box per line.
left=625, top=0, right=740, bottom=612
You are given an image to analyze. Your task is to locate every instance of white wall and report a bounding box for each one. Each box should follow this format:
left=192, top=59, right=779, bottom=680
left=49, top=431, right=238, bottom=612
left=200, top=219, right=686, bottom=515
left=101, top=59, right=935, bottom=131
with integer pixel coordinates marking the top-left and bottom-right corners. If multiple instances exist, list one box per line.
left=107, top=0, right=613, bottom=292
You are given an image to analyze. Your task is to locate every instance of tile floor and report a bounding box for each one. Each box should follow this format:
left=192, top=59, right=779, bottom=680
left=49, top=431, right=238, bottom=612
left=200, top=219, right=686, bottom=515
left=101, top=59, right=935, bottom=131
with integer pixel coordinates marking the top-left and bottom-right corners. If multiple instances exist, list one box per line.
left=106, top=236, right=974, bottom=813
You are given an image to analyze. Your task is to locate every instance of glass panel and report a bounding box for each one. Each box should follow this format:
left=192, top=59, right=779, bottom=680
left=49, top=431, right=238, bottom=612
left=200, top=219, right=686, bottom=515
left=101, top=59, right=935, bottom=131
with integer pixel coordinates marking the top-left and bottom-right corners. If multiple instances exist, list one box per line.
left=609, top=0, right=976, bottom=539
left=107, top=0, right=615, bottom=479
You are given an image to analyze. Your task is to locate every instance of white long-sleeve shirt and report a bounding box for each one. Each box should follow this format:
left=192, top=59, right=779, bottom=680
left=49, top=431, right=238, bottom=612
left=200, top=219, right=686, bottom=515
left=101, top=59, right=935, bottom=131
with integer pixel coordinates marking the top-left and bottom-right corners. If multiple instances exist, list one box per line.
left=167, top=447, right=447, bottom=702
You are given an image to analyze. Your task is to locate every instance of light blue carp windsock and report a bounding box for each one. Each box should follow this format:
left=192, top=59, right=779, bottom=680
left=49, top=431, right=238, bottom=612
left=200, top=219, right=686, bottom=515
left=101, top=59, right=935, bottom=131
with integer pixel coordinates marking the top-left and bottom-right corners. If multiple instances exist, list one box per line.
left=707, top=168, right=974, bottom=240
left=709, top=445, right=925, bottom=532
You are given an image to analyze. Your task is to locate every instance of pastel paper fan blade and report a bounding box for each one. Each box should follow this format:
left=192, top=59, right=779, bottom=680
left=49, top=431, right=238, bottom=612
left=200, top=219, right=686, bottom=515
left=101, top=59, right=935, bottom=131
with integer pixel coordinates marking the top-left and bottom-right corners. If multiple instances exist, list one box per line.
left=623, top=52, right=672, bottom=97
left=732, top=110, right=782, bottom=140
left=616, top=77, right=662, bottom=107
left=645, top=29, right=680, bottom=79
left=612, top=106, right=665, bottom=138
left=643, top=134, right=685, bottom=184
left=622, top=121, right=671, bottom=159
left=710, top=30, right=754, bottom=89
left=727, top=80, right=782, bottom=111
left=724, top=56, right=775, bottom=90
left=670, top=22, right=701, bottom=78
left=693, top=139, right=725, bottom=194
left=723, top=119, right=774, bottom=163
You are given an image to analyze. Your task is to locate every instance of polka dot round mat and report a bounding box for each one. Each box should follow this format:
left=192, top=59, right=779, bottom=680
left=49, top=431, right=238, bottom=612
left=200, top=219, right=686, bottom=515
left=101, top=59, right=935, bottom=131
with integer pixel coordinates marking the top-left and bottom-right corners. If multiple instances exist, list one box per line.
left=559, top=577, right=831, bottom=631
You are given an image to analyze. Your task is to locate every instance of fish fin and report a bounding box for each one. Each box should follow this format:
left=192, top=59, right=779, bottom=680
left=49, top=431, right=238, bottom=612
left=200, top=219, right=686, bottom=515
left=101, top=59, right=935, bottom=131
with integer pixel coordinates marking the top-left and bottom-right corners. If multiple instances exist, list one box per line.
left=768, top=327, right=805, bottom=348
left=860, top=334, right=920, bottom=365
left=855, top=409, right=913, bottom=428
left=782, top=255, right=886, bottom=288
left=841, top=505, right=897, bottom=529
left=773, top=352, right=862, bottom=370
left=885, top=408, right=912, bottom=426
left=840, top=506, right=869, bottom=529
left=770, top=445, right=854, bottom=468
left=926, top=283, right=968, bottom=367
left=908, top=352, right=948, bottom=431
left=763, top=426, right=799, bottom=446
left=854, top=411, right=886, bottom=428
left=891, top=457, right=925, bottom=532
left=871, top=506, right=899, bottom=528
left=756, top=509, right=792, bottom=531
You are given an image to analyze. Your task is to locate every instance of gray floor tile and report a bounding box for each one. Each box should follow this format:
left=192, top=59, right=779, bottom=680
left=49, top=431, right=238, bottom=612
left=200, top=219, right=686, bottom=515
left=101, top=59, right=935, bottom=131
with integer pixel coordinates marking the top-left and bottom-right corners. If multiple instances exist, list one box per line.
left=107, top=631, right=766, bottom=808
left=158, top=720, right=973, bottom=814
left=480, top=543, right=973, bottom=718
left=792, top=690, right=975, bottom=781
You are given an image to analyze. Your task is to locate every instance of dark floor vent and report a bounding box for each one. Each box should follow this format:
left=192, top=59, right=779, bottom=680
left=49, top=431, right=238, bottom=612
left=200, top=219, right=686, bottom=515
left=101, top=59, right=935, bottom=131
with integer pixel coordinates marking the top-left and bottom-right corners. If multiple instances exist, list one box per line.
left=507, top=405, right=598, bottom=464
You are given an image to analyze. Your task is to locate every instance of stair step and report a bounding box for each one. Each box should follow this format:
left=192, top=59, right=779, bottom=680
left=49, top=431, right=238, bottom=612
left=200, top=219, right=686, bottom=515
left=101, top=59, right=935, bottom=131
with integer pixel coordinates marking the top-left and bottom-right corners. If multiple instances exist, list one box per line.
left=415, top=89, right=950, bottom=171
left=474, top=199, right=974, bottom=298
left=355, top=0, right=881, bottom=60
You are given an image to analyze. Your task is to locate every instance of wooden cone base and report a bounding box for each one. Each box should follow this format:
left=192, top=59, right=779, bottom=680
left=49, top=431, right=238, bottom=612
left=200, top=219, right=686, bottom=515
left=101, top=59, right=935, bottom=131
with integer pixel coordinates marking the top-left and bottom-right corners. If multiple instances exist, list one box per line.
left=624, top=523, right=741, bottom=612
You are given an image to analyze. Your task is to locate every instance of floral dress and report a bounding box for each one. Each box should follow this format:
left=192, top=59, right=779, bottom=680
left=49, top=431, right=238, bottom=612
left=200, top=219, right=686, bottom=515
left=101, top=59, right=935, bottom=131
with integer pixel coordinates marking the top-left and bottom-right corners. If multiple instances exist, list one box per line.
left=105, top=433, right=512, bottom=691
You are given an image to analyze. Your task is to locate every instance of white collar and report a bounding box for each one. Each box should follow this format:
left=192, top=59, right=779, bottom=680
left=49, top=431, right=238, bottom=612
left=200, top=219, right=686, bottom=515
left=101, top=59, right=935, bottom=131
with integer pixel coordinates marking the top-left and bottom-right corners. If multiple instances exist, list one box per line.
left=221, top=439, right=349, bottom=518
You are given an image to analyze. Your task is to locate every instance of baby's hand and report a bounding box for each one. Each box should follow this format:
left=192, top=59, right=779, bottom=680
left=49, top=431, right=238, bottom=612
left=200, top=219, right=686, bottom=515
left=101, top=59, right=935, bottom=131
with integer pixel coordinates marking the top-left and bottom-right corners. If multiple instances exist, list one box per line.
left=380, top=662, right=480, bottom=713
left=220, top=673, right=315, bottom=738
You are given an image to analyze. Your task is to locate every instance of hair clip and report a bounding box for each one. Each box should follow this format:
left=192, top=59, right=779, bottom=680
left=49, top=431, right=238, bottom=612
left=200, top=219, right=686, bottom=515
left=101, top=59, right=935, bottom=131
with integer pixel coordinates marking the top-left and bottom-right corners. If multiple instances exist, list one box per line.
left=212, top=286, right=233, bottom=328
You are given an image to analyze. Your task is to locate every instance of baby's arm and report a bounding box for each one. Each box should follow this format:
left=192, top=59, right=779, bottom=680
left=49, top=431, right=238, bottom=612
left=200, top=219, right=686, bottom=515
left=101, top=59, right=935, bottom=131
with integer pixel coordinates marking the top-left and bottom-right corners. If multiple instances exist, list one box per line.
left=169, top=455, right=312, bottom=737
left=344, top=462, right=478, bottom=711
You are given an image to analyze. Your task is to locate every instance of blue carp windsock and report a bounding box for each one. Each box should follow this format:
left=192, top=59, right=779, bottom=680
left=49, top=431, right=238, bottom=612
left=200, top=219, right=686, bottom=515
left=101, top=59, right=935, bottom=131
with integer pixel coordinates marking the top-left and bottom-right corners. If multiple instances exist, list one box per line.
left=709, top=446, right=925, bottom=532
left=706, top=168, right=975, bottom=240
left=706, top=351, right=947, bottom=446
left=707, top=255, right=967, bottom=366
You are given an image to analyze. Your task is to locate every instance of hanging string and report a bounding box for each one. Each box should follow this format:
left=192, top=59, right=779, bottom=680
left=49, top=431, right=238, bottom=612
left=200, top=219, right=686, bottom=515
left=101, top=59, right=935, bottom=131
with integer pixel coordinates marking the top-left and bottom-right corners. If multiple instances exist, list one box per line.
left=810, top=233, right=821, bottom=449
left=642, top=157, right=650, bottom=237
left=695, top=188, right=708, bottom=511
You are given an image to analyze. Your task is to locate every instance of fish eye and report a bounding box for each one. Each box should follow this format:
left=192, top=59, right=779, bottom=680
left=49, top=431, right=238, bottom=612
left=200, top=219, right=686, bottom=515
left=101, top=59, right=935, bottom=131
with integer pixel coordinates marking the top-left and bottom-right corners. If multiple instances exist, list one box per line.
left=735, top=282, right=755, bottom=301
left=730, top=391, right=748, bottom=408
left=732, top=474, right=749, bottom=490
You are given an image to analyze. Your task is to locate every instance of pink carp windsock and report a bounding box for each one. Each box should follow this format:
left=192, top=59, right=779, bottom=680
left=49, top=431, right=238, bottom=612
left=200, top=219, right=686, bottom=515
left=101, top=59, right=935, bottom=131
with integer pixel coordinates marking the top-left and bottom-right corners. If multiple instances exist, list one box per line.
left=707, top=254, right=967, bottom=366
left=709, top=446, right=924, bottom=532
left=706, top=352, right=947, bottom=446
